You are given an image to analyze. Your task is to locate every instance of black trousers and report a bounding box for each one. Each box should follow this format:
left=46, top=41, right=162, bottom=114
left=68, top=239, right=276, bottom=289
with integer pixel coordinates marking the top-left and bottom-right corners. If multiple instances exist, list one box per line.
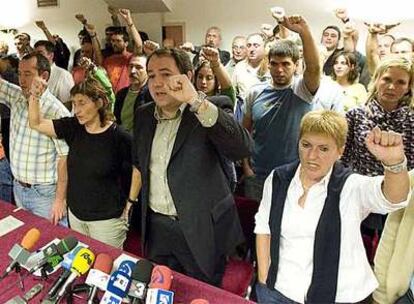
left=146, top=210, right=225, bottom=286
left=396, top=290, right=414, bottom=304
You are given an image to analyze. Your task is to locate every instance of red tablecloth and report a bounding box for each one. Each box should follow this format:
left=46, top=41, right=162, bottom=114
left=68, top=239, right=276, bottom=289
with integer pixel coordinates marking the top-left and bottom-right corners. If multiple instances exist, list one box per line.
left=0, top=201, right=254, bottom=304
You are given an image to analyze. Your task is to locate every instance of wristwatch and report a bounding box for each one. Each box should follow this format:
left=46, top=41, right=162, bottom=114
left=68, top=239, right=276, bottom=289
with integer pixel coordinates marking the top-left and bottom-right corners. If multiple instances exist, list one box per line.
left=382, top=156, right=407, bottom=174
left=127, top=197, right=138, bottom=204
left=189, top=91, right=207, bottom=113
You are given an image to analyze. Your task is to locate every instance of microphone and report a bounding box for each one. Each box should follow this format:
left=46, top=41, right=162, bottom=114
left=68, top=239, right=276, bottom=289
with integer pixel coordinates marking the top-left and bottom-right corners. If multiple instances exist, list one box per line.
left=29, top=236, right=78, bottom=274
left=117, top=259, right=136, bottom=277
left=145, top=265, right=174, bottom=304
left=1, top=228, right=40, bottom=280
left=190, top=300, right=210, bottom=304
left=148, top=265, right=172, bottom=290
left=86, top=253, right=113, bottom=304
left=45, top=245, right=83, bottom=299
left=54, top=247, right=95, bottom=302
left=127, top=259, right=154, bottom=304
left=100, top=260, right=136, bottom=304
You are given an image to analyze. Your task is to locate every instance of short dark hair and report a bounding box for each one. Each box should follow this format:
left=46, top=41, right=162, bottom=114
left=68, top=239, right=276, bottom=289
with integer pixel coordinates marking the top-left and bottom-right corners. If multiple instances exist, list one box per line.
left=147, top=48, right=193, bottom=75
left=70, top=76, right=114, bottom=126
left=322, top=25, right=341, bottom=42
left=81, top=36, right=92, bottom=44
left=34, top=40, right=55, bottom=54
left=105, top=26, right=119, bottom=34
left=78, top=29, right=89, bottom=38
left=4, top=55, right=19, bottom=70
left=268, top=40, right=300, bottom=63
left=14, top=32, right=31, bottom=41
left=21, top=52, right=51, bottom=79
left=111, top=27, right=129, bottom=42
left=331, top=51, right=359, bottom=83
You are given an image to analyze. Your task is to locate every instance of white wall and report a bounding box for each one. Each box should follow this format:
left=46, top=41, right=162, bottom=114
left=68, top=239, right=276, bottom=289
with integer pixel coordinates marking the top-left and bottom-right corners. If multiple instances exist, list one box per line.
left=0, top=0, right=413, bottom=59
left=1, top=0, right=117, bottom=55
left=163, top=0, right=414, bottom=53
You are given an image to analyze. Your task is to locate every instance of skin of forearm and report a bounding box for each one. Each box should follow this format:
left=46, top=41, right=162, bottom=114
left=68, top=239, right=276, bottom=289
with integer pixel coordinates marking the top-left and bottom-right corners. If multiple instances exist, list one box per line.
left=55, top=156, right=68, bottom=202
left=256, top=234, right=271, bottom=283
left=382, top=169, right=410, bottom=203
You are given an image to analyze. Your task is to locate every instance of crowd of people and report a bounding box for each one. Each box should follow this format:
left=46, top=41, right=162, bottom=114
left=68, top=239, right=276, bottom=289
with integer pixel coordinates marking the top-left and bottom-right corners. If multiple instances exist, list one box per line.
left=0, top=4, right=413, bottom=304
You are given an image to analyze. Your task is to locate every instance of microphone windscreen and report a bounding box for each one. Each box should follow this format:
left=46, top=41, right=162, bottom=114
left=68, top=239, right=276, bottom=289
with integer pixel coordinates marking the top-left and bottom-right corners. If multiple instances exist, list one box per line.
left=56, top=236, right=78, bottom=255
left=21, top=228, right=41, bottom=250
left=132, top=259, right=153, bottom=283
left=118, top=260, right=136, bottom=277
left=190, top=300, right=210, bottom=304
left=149, top=265, right=172, bottom=290
left=72, top=248, right=95, bottom=275
left=94, top=253, right=113, bottom=274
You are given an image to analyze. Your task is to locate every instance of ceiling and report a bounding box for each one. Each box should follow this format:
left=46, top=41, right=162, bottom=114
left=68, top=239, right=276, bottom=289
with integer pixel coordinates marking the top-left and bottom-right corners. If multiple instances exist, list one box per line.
left=104, top=0, right=173, bottom=13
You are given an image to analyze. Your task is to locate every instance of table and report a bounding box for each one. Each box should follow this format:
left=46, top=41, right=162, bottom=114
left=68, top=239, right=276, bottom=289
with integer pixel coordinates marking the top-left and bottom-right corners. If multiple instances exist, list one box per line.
left=0, top=201, right=254, bottom=304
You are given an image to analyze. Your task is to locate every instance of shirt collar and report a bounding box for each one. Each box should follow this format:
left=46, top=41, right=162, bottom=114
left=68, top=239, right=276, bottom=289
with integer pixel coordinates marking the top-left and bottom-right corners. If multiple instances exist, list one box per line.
left=293, top=164, right=333, bottom=192
left=154, top=103, right=187, bottom=121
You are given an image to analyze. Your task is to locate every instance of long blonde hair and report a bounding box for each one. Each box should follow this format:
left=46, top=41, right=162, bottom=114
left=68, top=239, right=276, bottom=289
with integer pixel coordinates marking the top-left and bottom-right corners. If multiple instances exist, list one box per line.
left=366, top=57, right=414, bottom=109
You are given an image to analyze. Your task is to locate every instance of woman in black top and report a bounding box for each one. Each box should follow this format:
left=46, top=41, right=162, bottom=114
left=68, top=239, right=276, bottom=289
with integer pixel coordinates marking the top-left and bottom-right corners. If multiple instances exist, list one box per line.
left=27, top=76, right=140, bottom=248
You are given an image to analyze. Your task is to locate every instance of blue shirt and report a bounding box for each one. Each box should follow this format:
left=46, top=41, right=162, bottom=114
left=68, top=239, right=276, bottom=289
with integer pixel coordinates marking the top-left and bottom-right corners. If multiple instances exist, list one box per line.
left=244, top=77, right=314, bottom=178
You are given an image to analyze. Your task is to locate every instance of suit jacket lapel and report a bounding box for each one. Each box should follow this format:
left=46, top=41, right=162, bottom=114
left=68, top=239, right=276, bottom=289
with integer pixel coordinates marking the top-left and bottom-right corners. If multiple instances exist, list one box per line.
left=170, top=107, right=198, bottom=161
left=142, top=104, right=157, bottom=175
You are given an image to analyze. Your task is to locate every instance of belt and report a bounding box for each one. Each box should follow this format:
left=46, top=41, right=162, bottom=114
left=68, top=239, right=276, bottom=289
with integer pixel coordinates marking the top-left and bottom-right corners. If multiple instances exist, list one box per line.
left=16, top=180, right=32, bottom=188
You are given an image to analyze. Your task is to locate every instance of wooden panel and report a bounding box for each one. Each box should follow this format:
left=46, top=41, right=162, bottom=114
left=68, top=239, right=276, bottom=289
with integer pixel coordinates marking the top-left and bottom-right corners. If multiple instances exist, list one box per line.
left=163, top=25, right=184, bottom=47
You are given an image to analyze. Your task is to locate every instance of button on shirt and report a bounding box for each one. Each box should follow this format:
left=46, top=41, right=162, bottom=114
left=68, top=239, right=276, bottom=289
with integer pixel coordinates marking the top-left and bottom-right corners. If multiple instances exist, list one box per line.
left=149, top=101, right=218, bottom=216
left=254, top=166, right=410, bottom=303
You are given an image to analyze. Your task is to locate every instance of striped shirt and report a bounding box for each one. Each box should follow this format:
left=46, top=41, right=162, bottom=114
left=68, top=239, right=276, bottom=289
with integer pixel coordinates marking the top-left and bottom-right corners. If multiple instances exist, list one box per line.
left=0, top=79, right=70, bottom=184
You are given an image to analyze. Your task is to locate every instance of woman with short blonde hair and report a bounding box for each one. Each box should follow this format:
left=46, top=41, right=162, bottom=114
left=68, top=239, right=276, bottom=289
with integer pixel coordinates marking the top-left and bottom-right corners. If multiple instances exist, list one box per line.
left=255, top=110, right=410, bottom=303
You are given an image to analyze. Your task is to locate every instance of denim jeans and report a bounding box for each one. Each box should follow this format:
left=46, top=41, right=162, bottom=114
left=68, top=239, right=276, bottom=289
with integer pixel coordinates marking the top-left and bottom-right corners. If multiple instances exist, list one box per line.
left=13, top=180, right=68, bottom=227
left=255, top=282, right=357, bottom=304
left=0, top=158, right=13, bottom=203
left=256, top=282, right=300, bottom=304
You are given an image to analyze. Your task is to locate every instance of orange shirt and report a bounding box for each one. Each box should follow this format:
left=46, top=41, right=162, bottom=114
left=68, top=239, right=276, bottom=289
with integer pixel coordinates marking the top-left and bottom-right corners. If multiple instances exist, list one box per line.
left=103, top=52, right=132, bottom=93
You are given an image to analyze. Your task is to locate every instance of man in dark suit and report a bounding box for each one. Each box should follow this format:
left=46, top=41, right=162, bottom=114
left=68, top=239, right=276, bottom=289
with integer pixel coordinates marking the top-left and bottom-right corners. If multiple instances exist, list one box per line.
left=130, top=48, right=251, bottom=286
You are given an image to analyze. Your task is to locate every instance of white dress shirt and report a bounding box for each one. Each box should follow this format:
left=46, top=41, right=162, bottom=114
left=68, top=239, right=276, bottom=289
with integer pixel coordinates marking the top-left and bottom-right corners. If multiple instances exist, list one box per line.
left=48, top=63, right=75, bottom=104
left=254, top=165, right=409, bottom=303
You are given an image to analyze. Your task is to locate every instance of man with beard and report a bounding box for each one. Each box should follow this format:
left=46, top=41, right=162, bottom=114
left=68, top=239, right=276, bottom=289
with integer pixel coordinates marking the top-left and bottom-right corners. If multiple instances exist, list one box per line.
left=102, top=9, right=144, bottom=93
left=114, top=55, right=151, bottom=132
left=103, top=27, right=133, bottom=93
left=242, top=15, right=320, bottom=202
left=181, top=26, right=231, bottom=67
